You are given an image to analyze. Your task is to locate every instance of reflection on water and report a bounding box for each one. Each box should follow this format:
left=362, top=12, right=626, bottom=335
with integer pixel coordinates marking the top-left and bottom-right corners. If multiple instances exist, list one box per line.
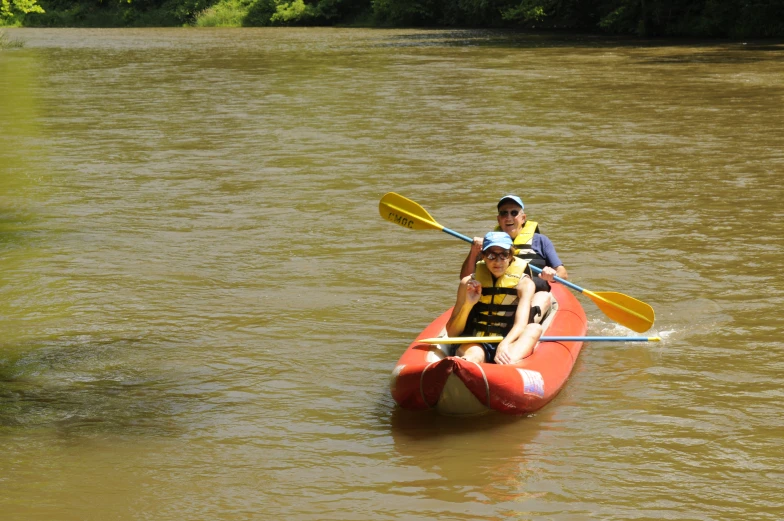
left=1, top=27, right=783, bottom=520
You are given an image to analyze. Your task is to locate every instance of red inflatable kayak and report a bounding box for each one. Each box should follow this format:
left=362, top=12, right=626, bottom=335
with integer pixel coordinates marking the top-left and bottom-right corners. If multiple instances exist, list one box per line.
left=390, top=282, right=588, bottom=416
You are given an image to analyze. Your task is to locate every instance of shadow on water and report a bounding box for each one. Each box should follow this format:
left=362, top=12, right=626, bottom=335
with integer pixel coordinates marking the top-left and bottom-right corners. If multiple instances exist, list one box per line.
left=0, top=216, right=31, bottom=248
left=0, top=338, right=184, bottom=438
left=0, top=210, right=46, bottom=256
left=389, top=405, right=524, bottom=438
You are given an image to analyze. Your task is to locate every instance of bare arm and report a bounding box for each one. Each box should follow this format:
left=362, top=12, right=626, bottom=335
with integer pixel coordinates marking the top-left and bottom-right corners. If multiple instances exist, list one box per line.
left=446, top=276, right=481, bottom=337
left=538, top=265, right=568, bottom=281
left=459, top=237, right=483, bottom=279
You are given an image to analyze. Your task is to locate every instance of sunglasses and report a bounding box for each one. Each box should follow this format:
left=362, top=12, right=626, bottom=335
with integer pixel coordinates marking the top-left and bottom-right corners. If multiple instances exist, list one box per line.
left=498, top=210, right=521, bottom=217
left=484, top=251, right=511, bottom=261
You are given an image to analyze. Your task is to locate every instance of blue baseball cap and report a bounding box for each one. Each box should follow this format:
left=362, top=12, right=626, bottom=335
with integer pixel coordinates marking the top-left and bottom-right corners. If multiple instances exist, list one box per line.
left=482, top=232, right=513, bottom=251
left=497, top=195, right=524, bottom=210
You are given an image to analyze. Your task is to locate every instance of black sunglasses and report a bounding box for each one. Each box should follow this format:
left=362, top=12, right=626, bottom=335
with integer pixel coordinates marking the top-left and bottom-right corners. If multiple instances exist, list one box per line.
left=483, top=251, right=511, bottom=261
left=498, top=210, right=521, bottom=217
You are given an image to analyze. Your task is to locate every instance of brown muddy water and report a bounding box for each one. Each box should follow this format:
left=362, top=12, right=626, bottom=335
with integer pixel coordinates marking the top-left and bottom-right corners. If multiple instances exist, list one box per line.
left=1, top=28, right=782, bottom=520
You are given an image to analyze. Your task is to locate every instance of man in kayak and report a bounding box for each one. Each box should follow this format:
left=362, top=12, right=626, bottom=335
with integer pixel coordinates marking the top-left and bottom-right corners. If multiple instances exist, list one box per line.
left=446, top=232, right=544, bottom=364
left=460, top=195, right=568, bottom=288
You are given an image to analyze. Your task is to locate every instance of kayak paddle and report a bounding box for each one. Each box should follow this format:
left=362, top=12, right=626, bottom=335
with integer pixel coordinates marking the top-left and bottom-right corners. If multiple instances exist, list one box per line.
left=379, top=191, right=655, bottom=333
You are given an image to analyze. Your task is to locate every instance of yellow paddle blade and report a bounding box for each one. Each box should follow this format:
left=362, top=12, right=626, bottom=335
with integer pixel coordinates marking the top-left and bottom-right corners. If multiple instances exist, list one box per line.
left=584, top=290, right=655, bottom=333
left=418, top=336, right=504, bottom=344
left=379, top=192, right=445, bottom=232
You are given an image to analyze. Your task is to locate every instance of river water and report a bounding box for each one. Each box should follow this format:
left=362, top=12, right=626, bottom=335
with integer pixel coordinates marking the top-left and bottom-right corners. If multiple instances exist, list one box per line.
left=1, top=28, right=782, bottom=520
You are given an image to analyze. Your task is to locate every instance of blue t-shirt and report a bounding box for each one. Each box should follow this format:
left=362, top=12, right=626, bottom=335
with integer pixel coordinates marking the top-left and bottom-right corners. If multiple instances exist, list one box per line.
left=531, top=234, right=563, bottom=268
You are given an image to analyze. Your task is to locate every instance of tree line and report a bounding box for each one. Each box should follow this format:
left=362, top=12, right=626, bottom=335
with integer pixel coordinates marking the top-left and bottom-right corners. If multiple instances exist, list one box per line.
left=2, top=0, right=783, bottom=38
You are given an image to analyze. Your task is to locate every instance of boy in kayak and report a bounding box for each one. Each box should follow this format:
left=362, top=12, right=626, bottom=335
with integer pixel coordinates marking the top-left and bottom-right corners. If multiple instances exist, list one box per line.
left=446, top=232, right=543, bottom=364
left=460, top=195, right=568, bottom=286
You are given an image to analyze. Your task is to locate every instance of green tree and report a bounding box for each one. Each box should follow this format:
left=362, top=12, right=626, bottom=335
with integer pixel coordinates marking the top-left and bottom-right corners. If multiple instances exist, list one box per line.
left=1, top=0, right=45, bottom=25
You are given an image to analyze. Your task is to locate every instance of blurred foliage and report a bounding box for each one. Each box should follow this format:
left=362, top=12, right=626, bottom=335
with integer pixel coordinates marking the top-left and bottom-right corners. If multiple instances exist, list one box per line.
left=1, top=0, right=45, bottom=26
left=7, top=0, right=784, bottom=37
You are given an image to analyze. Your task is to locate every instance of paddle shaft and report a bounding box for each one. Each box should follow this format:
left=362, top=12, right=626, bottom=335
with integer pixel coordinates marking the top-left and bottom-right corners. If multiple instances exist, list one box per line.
left=418, top=336, right=661, bottom=344
left=543, top=336, right=660, bottom=342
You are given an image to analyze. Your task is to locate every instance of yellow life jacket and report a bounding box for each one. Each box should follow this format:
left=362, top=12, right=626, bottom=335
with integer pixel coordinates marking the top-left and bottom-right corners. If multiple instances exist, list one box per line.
left=496, top=220, right=544, bottom=268
left=468, top=259, right=530, bottom=337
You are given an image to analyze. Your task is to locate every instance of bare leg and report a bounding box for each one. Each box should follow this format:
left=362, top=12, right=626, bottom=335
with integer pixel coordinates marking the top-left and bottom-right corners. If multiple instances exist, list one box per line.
left=496, top=323, right=543, bottom=364
left=530, top=292, right=552, bottom=324
left=455, top=343, right=485, bottom=364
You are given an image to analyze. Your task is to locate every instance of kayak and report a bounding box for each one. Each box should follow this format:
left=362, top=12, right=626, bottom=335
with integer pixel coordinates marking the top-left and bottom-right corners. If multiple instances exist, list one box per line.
left=390, top=282, right=588, bottom=416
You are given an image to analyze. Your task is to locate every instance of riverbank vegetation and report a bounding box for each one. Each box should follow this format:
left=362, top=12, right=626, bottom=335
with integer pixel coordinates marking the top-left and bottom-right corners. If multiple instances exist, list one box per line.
left=0, top=29, right=24, bottom=47
left=2, top=0, right=782, bottom=38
